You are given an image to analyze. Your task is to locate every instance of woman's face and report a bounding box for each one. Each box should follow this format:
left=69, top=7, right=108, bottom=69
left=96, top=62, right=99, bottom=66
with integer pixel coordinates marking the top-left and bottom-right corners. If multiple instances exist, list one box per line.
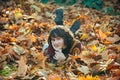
left=51, top=37, right=66, bottom=51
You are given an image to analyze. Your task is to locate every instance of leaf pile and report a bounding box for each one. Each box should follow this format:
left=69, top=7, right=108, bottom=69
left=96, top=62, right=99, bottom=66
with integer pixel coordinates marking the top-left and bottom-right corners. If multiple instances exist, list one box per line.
left=0, top=0, right=120, bottom=80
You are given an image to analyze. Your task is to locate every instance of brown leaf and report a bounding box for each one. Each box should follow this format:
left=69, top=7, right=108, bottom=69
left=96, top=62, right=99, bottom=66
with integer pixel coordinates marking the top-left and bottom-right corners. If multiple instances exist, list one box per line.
left=0, top=17, right=9, bottom=24
left=17, top=55, right=27, bottom=77
left=47, top=73, right=61, bottom=80
left=111, top=69, right=120, bottom=76
left=106, top=34, right=120, bottom=43
left=107, top=62, right=120, bottom=71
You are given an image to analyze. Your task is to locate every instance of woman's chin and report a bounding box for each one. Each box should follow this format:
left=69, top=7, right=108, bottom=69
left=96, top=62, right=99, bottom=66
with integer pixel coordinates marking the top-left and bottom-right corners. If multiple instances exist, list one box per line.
left=54, top=47, right=62, bottom=51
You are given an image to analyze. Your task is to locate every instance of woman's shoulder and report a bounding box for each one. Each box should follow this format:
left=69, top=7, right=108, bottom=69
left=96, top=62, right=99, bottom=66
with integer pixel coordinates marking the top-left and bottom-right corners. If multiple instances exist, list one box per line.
left=73, top=39, right=81, bottom=48
left=70, top=39, right=82, bottom=54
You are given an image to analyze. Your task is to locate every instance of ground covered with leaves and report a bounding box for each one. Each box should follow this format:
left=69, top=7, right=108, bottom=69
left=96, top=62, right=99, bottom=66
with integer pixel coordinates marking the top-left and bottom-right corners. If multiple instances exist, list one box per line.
left=0, top=0, right=120, bottom=80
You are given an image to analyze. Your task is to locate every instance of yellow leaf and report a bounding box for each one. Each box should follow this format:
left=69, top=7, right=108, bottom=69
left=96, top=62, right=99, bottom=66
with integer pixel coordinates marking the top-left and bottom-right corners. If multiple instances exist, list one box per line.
left=86, top=75, right=93, bottom=80
left=14, top=8, right=23, bottom=19
left=78, top=75, right=100, bottom=80
left=105, top=31, right=111, bottom=35
left=78, top=76, right=86, bottom=80
left=14, top=12, right=23, bottom=19
left=92, top=44, right=97, bottom=51
left=80, top=33, right=88, bottom=40
left=93, top=76, right=100, bottom=80
left=98, top=29, right=107, bottom=40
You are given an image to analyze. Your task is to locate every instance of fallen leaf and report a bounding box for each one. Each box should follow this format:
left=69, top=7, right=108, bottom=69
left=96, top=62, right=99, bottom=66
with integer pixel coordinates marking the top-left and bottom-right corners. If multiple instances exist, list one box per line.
left=91, top=44, right=97, bottom=51
left=9, top=24, right=19, bottom=30
left=30, top=5, right=41, bottom=13
left=14, top=11, right=23, bottom=20
left=98, top=29, right=107, bottom=40
left=106, top=34, right=120, bottom=43
left=47, top=73, right=61, bottom=80
left=77, top=65, right=90, bottom=75
left=80, top=33, right=88, bottom=40
left=13, top=45, right=25, bottom=55
left=17, top=55, right=27, bottom=77
left=111, top=69, right=120, bottom=76
left=9, top=37, right=18, bottom=42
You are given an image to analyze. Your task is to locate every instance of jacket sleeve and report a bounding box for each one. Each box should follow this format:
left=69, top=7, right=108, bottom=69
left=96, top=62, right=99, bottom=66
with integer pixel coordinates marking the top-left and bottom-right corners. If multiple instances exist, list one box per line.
left=43, top=45, right=55, bottom=63
left=70, top=42, right=82, bottom=55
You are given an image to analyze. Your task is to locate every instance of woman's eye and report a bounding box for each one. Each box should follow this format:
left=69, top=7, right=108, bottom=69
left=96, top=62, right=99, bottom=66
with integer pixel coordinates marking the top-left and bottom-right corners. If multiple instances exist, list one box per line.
left=51, top=39, right=55, bottom=41
left=57, top=37, right=62, bottom=40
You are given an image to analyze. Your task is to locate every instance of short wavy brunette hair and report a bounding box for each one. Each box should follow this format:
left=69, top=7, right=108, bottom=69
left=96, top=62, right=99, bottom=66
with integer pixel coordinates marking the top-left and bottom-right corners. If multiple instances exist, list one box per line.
left=48, top=26, right=74, bottom=49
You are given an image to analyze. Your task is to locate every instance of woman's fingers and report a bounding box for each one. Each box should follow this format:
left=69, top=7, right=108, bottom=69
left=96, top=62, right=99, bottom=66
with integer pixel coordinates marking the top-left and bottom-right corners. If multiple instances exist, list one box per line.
left=54, top=51, right=66, bottom=61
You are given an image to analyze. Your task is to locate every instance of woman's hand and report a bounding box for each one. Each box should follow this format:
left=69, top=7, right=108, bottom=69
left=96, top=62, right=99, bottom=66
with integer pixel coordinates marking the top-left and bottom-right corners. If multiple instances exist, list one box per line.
left=53, top=50, right=66, bottom=62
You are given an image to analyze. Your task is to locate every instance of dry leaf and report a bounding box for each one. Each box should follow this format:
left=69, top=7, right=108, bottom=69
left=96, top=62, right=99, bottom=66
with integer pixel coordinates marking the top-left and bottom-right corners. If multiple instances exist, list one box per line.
left=80, top=33, right=88, bottom=40
left=0, top=17, right=9, bottom=24
left=111, top=69, right=120, bottom=76
left=13, top=45, right=25, bottom=55
left=77, top=65, right=90, bottom=75
left=9, top=24, right=19, bottom=30
left=17, top=55, right=27, bottom=77
left=91, top=44, right=97, bottom=51
left=47, top=73, right=61, bottom=80
left=9, top=37, right=18, bottom=42
left=14, top=8, right=23, bottom=19
left=106, top=34, right=120, bottom=43
left=30, top=5, right=41, bottom=13
left=98, top=29, right=107, bottom=40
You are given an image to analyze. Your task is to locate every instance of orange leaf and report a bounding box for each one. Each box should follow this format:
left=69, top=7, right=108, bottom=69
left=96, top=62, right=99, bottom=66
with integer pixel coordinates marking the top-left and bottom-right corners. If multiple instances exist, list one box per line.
left=73, top=55, right=79, bottom=59
left=9, top=24, right=19, bottom=30
left=64, top=20, right=72, bottom=26
left=36, top=52, right=45, bottom=61
left=31, top=34, right=37, bottom=42
left=116, top=45, right=120, bottom=51
left=9, top=37, right=18, bottom=42
left=27, top=34, right=37, bottom=42
left=2, top=14, right=7, bottom=17
left=47, top=73, right=61, bottom=80
left=98, top=29, right=107, bottom=40
left=103, top=40, right=111, bottom=45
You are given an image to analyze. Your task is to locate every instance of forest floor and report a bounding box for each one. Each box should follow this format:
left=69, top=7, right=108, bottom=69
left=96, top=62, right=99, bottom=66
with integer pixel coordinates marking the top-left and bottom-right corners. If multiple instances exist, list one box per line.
left=0, top=0, right=120, bottom=80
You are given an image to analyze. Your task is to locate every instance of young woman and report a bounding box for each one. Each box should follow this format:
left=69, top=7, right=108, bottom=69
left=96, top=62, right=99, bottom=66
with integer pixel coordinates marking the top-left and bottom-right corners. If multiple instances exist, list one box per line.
left=44, top=26, right=82, bottom=64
